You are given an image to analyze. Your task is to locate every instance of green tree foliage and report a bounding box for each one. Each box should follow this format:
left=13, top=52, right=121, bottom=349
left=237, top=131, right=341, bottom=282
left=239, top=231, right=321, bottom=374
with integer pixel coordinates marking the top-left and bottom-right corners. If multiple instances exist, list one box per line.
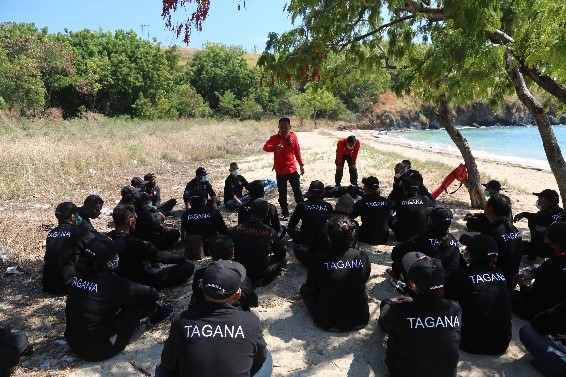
left=190, top=43, right=258, bottom=110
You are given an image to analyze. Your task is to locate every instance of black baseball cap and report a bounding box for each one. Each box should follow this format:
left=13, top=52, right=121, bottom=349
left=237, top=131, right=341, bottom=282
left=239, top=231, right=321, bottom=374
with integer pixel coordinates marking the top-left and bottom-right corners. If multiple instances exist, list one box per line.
left=545, top=221, right=566, bottom=248
left=533, top=189, right=560, bottom=204
left=131, top=176, right=148, bottom=186
left=407, top=256, right=445, bottom=292
left=189, top=188, right=207, bottom=203
left=84, top=236, right=116, bottom=266
left=121, top=185, right=139, bottom=196
left=248, top=180, right=265, bottom=198
left=196, top=167, right=207, bottom=176
left=144, top=172, right=156, bottom=181
left=426, top=207, right=453, bottom=224
left=401, top=252, right=428, bottom=275
left=55, top=202, right=78, bottom=221
left=402, top=178, right=419, bottom=191
left=482, top=180, right=502, bottom=190
left=460, top=234, right=498, bottom=263
left=202, top=260, right=246, bottom=299
left=133, top=191, right=150, bottom=205
left=362, top=176, right=380, bottom=190
left=308, top=180, right=324, bottom=193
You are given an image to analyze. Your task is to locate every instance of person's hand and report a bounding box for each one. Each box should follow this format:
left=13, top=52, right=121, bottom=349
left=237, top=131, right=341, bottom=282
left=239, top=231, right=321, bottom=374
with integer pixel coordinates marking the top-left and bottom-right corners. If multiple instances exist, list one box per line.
left=394, top=295, right=413, bottom=303
left=514, top=213, right=524, bottom=222
left=276, top=142, right=284, bottom=152
left=300, top=165, right=305, bottom=175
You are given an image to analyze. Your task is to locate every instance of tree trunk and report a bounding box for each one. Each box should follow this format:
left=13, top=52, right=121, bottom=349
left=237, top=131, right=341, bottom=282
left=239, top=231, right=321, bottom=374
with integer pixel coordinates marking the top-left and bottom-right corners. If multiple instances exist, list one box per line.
left=437, top=96, right=486, bottom=209
left=505, top=50, right=566, bottom=207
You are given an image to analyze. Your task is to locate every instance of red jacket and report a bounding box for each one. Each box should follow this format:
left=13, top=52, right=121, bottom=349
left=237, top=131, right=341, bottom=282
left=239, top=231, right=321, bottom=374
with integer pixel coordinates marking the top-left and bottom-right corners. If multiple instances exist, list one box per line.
left=263, top=132, right=303, bottom=175
left=336, top=137, right=360, bottom=165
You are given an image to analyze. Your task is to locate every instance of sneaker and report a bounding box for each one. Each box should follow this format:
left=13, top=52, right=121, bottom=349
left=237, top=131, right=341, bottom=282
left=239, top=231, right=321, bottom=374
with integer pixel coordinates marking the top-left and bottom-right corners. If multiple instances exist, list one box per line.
left=148, top=304, right=174, bottom=327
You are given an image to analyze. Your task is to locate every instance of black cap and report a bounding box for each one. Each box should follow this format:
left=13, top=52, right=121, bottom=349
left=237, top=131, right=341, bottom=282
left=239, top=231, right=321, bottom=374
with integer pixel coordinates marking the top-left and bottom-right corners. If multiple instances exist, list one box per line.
left=533, top=189, right=560, bottom=204
left=407, top=256, right=445, bottom=292
left=401, top=252, right=428, bottom=275
left=202, top=260, right=246, bottom=299
left=482, top=180, right=502, bottom=190
left=460, top=234, right=498, bottom=263
left=131, top=176, right=148, bottom=187
left=248, top=180, right=265, bottom=198
left=144, top=172, right=156, bottom=181
left=362, top=176, right=380, bottom=190
left=402, top=178, right=419, bottom=191
left=196, top=167, right=207, bottom=176
left=545, top=221, right=566, bottom=248
left=308, top=180, right=324, bottom=193
left=84, top=236, right=116, bottom=266
left=133, top=191, right=150, bottom=205
left=121, top=185, right=139, bottom=196
left=426, top=207, right=453, bottom=224
left=55, top=202, right=78, bottom=221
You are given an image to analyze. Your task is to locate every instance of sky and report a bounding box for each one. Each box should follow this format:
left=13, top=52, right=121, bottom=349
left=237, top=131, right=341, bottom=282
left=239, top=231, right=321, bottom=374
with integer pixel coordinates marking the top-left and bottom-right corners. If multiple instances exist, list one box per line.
left=0, top=0, right=296, bottom=51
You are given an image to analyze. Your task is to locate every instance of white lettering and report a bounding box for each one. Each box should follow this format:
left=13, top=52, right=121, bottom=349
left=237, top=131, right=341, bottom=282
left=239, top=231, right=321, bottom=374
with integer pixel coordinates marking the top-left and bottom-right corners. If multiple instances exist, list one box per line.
left=324, top=259, right=364, bottom=270
left=407, top=315, right=460, bottom=329
left=501, top=232, right=522, bottom=242
left=184, top=325, right=246, bottom=339
left=71, top=276, right=98, bottom=293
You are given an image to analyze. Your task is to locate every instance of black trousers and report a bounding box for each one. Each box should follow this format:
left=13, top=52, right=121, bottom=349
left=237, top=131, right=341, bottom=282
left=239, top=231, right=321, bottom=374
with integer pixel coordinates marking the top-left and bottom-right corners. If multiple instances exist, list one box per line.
left=154, top=229, right=181, bottom=250
left=251, top=252, right=289, bottom=287
left=0, top=332, right=29, bottom=377
left=158, top=198, right=177, bottom=214
left=276, top=172, right=303, bottom=216
left=140, top=262, right=195, bottom=290
left=335, top=155, right=358, bottom=186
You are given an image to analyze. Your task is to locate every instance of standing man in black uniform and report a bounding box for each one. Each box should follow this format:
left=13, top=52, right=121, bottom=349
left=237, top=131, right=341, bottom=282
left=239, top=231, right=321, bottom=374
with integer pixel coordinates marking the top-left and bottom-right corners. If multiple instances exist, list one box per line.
left=238, top=180, right=281, bottom=233
left=184, top=167, right=218, bottom=209
left=181, top=188, right=227, bottom=254
left=287, top=180, right=333, bottom=264
left=43, top=202, right=83, bottom=295
left=133, top=192, right=180, bottom=250
left=230, top=199, right=288, bottom=286
left=512, top=221, right=566, bottom=320
left=390, top=178, right=435, bottom=242
left=107, top=204, right=194, bottom=290
left=300, top=215, right=371, bottom=332
left=351, top=176, right=392, bottom=245
left=514, top=189, right=566, bottom=260
left=379, top=255, right=461, bottom=377
left=390, top=207, right=459, bottom=279
left=157, top=260, right=271, bottom=377
left=445, top=234, right=512, bottom=355
left=65, top=236, right=173, bottom=361
left=482, top=194, right=523, bottom=289
left=143, top=172, right=177, bottom=214
left=223, top=162, right=251, bottom=209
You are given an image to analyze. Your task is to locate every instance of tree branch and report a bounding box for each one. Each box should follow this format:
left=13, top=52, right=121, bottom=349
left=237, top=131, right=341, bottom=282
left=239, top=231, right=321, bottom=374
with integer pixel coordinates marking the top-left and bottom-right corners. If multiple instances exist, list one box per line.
left=485, top=29, right=514, bottom=45
left=338, top=15, right=415, bottom=51
left=519, top=64, right=566, bottom=106
left=396, top=0, right=446, bottom=21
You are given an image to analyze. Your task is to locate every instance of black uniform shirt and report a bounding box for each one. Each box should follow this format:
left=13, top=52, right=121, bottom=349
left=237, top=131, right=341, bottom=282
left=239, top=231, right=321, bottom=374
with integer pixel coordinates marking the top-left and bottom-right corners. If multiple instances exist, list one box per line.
left=445, top=265, right=511, bottom=354
left=520, top=206, right=566, bottom=256
left=65, top=270, right=158, bottom=352
left=133, top=206, right=163, bottom=242
left=393, top=194, right=435, bottom=242
left=230, top=219, right=286, bottom=281
left=303, top=248, right=371, bottom=330
left=530, top=299, right=566, bottom=336
left=379, top=296, right=461, bottom=377
left=223, top=175, right=250, bottom=203
left=189, top=266, right=258, bottom=311
left=351, top=193, right=392, bottom=245
left=485, top=220, right=523, bottom=289
left=524, top=253, right=566, bottom=311
left=43, top=223, right=83, bottom=294
left=185, top=179, right=217, bottom=200
left=288, top=198, right=333, bottom=245
left=181, top=207, right=227, bottom=241
left=160, top=302, right=267, bottom=377
left=107, top=231, right=185, bottom=283
left=392, top=232, right=460, bottom=277
left=237, top=197, right=280, bottom=232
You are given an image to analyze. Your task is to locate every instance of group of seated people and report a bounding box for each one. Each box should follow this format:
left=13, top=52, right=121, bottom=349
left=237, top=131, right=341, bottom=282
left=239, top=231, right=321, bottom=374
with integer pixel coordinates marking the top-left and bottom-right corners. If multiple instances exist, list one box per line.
left=3, top=159, right=566, bottom=377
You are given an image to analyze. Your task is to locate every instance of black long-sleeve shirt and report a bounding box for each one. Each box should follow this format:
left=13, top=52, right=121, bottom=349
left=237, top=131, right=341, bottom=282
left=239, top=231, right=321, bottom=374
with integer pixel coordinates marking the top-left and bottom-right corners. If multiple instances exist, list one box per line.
left=43, top=223, right=83, bottom=295
left=485, top=219, right=523, bottom=289
left=351, top=193, right=392, bottom=245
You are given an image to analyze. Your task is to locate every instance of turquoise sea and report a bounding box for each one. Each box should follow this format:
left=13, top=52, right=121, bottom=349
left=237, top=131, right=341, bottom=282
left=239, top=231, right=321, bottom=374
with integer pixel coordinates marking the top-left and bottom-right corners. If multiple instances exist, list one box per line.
left=388, top=125, right=566, bottom=169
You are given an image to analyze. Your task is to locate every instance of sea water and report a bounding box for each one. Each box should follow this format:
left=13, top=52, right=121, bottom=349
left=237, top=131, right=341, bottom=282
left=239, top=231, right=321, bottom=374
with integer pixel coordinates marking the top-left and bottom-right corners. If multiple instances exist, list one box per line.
left=388, top=125, right=566, bottom=169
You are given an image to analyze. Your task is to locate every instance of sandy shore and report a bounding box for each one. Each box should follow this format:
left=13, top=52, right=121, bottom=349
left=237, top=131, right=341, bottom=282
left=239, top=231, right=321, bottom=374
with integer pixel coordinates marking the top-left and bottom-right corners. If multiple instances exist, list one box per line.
left=14, top=128, right=559, bottom=377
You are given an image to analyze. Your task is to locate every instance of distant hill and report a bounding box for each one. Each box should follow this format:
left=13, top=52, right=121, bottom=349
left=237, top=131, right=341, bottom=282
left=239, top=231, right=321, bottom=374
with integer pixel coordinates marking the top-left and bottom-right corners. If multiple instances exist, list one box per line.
left=175, top=47, right=260, bottom=67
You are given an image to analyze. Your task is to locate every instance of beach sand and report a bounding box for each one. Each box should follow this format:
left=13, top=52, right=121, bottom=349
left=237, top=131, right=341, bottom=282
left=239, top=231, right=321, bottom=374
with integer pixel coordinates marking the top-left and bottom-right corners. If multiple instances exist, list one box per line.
left=15, top=128, right=557, bottom=377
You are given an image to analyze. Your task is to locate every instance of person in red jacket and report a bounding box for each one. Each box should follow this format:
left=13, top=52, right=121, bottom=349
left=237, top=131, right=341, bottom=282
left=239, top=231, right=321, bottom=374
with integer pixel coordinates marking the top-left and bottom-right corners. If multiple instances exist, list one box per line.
left=335, top=135, right=360, bottom=186
left=263, top=117, right=304, bottom=219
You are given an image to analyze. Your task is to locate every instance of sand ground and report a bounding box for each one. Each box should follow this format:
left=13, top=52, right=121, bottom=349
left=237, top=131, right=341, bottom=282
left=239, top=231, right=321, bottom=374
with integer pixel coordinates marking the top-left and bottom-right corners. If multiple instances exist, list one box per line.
left=7, top=128, right=558, bottom=377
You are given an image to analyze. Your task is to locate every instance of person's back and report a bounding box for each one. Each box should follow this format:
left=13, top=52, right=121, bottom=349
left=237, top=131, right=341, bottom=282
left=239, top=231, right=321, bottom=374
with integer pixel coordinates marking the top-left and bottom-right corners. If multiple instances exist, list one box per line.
left=237, top=180, right=281, bottom=232
left=158, top=260, right=269, bottom=377
left=486, top=219, right=523, bottom=288
left=392, top=181, right=435, bottom=242
left=181, top=189, right=227, bottom=245
left=43, top=202, right=82, bottom=295
left=379, top=255, right=461, bottom=377
left=445, top=234, right=511, bottom=355
left=351, top=176, right=391, bottom=245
